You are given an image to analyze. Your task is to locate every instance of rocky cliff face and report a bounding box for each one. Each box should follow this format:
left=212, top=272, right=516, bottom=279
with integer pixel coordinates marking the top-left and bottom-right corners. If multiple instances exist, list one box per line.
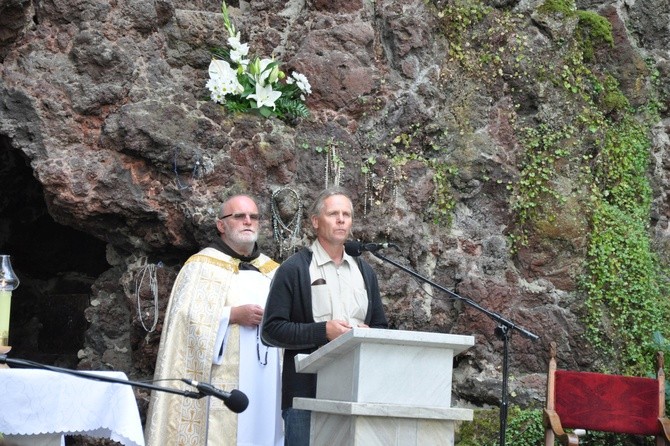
left=1, top=0, right=669, bottom=421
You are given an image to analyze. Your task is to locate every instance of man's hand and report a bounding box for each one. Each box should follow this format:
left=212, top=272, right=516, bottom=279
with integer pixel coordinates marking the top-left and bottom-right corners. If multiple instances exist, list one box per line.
left=230, top=304, right=264, bottom=327
left=326, top=319, right=352, bottom=341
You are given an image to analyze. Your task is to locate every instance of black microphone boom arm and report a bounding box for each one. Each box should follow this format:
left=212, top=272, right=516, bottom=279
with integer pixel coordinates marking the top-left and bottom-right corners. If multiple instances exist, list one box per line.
left=181, top=378, right=249, bottom=413
left=0, top=355, right=247, bottom=412
left=370, top=251, right=538, bottom=341
left=0, top=355, right=203, bottom=399
left=365, top=248, right=538, bottom=446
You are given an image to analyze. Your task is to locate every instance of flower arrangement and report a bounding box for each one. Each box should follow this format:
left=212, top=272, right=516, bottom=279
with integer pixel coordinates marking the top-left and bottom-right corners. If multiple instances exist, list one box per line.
left=206, top=2, right=312, bottom=121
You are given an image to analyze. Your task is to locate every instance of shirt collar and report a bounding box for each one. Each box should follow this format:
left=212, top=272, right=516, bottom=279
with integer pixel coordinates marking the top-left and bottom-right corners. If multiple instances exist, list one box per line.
left=311, top=239, right=355, bottom=267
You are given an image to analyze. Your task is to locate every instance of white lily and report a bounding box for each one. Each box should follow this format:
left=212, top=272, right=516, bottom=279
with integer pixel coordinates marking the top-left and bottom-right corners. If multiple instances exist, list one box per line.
left=208, top=1, right=311, bottom=119
left=255, top=58, right=277, bottom=86
left=248, top=83, right=282, bottom=109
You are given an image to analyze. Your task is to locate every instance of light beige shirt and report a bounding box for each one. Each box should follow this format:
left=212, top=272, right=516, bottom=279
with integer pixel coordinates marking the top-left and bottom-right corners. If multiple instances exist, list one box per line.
left=309, top=239, right=368, bottom=326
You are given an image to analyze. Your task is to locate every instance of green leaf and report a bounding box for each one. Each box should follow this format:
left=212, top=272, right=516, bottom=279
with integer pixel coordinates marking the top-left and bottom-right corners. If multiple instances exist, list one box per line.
left=258, top=106, right=273, bottom=118
left=277, top=98, right=309, bottom=118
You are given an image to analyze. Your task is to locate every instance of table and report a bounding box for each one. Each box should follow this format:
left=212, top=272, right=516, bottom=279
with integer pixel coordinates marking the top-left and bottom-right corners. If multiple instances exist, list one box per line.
left=0, top=369, right=145, bottom=446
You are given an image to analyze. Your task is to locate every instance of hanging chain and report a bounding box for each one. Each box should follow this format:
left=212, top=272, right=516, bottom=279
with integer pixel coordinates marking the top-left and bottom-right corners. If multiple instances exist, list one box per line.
left=271, top=187, right=303, bottom=260
left=388, top=164, right=399, bottom=208
left=364, top=169, right=371, bottom=217
left=324, top=149, right=329, bottom=189
left=325, top=145, right=341, bottom=188
left=135, top=261, right=162, bottom=333
left=173, top=146, right=205, bottom=190
left=363, top=164, right=399, bottom=217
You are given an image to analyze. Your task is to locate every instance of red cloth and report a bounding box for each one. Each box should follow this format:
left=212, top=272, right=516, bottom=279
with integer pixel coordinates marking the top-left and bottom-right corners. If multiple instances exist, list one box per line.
left=554, top=370, right=660, bottom=435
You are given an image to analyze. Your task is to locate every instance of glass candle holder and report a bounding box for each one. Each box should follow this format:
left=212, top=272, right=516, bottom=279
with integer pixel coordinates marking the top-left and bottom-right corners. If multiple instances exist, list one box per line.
left=0, top=254, right=20, bottom=346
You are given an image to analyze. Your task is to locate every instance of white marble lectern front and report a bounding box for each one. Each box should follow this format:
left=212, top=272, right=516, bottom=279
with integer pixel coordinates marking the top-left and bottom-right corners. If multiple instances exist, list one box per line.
left=293, top=327, right=475, bottom=446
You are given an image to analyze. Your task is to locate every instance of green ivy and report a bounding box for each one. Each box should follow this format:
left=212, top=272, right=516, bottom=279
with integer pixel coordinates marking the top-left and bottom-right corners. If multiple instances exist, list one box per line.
left=378, top=125, right=457, bottom=225
left=507, top=123, right=573, bottom=247
left=580, top=115, right=669, bottom=373
left=456, top=409, right=499, bottom=445
left=649, top=332, right=670, bottom=415
left=457, top=407, right=657, bottom=445
left=433, top=0, right=669, bottom=374
left=597, top=75, right=630, bottom=115
left=437, top=0, right=491, bottom=60
left=456, top=407, right=552, bottom=445
left=428, top=160, right=458, bottom=226
left=505, top=407, right=545, bottom=445
left=389, top=152, right=457, bottom=226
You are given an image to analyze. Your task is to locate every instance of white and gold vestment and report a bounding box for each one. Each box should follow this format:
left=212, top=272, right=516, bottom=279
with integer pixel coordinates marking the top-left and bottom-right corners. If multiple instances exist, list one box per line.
left=145, top=247, right=283, bottom=446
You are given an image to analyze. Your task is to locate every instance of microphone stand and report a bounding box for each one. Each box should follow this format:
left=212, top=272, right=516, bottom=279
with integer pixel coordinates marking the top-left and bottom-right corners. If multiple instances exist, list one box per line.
left=368, top=249, right=539, bottom=446
left=0, top=354, right=204, bottom=401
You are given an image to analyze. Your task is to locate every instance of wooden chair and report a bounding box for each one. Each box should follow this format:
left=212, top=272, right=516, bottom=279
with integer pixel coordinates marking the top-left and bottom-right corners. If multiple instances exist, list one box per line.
left=544, top=342, right=670, bottom=445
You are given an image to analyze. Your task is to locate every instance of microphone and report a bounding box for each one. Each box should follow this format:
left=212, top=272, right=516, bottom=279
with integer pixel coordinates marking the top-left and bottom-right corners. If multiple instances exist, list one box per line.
left=344, top=240, right=399, bottom=257
left=181, top=379, right=249, bottom=413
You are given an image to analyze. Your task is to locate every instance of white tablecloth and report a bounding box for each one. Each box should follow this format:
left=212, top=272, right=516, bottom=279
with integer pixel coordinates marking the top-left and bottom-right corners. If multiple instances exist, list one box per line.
left=0, top=369, right=145, bottom=446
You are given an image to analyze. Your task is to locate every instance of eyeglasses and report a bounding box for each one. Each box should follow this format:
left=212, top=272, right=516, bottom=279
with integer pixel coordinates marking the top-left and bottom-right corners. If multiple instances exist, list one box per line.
left=219, top=213, right=261, bottom=221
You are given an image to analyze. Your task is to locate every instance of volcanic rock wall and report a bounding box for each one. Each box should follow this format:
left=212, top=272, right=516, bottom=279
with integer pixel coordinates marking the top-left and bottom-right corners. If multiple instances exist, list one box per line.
left=1, top=0, right=669, bottom=422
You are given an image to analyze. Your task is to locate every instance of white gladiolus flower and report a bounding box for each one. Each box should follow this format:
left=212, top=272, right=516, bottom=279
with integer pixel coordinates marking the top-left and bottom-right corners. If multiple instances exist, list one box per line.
left=230, top=49, right=249, bottom=65
left=208, top=2, right=312, bottom=119
left=228, top=33, right=249, bottom=55
left=248, top=83, right=282, bottom=109
left=227, top=32, right=242, bottom=49
left=228, top=33, right=250, bottom=65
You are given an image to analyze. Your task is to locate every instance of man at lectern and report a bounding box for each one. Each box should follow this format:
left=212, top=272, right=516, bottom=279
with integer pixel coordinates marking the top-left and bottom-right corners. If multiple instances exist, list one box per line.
left=262, top=186, right=388, bottom=446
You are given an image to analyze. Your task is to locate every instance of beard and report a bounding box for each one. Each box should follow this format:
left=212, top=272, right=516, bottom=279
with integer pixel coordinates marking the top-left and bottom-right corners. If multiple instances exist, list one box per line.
left=229, top=230, right=258, bottom=245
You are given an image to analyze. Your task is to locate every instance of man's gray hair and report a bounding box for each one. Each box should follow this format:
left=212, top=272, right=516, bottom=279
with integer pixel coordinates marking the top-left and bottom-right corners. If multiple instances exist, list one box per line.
left=307, top=186, right=353, bottom=218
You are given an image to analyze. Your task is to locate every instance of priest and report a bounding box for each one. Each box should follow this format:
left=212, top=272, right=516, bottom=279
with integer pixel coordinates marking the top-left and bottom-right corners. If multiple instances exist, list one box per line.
left=145, top=194, right=283, bottom=446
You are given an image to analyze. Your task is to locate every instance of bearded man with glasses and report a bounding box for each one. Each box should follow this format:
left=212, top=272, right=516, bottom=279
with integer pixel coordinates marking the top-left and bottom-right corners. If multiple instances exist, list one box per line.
left=146, top=194, right=284, bottom=446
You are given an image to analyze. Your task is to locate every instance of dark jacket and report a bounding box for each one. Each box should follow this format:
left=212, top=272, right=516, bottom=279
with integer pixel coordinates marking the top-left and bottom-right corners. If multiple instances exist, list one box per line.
left=261, top=247, right=388, bottom=409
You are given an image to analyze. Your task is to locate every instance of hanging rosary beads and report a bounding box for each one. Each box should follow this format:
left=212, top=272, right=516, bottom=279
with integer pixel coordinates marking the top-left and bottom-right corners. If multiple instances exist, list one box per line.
left=364, top=164, right=400, bottom=217
left=271, top=187, right=303, bottom=260
left=325, top=144, right=342, bottom=188
left=173, top=146, right=205, bottom=190
left=135, top=260, right=163, bottom=333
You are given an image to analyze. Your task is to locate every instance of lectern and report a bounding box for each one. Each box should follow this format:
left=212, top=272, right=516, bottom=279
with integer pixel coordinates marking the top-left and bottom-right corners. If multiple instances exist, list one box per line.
left=293, top=327, right=475, bottom=445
